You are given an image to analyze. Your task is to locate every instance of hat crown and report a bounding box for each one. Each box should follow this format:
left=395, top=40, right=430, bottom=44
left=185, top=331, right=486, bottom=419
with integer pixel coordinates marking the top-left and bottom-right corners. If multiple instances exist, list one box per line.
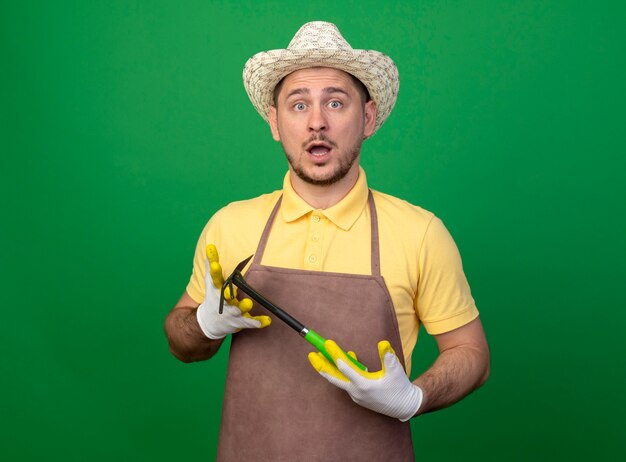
left=288, top=21, right=353, bottom=51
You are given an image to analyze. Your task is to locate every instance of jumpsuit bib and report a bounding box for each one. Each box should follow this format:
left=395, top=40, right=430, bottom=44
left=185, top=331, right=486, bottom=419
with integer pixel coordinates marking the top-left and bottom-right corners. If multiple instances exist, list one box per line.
left=216, top=192, right=415, bottom=461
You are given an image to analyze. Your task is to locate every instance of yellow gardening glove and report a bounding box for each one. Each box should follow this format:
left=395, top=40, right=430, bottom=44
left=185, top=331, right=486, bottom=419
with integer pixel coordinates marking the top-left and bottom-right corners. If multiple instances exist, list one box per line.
left=309, top=340, right=423, bottom=421
left=196, top=244, right=271, bottom=339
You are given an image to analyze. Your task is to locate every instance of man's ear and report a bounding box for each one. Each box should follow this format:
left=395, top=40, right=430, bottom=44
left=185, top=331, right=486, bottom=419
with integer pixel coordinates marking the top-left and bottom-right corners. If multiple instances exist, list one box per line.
left=268, top=106, right=281, bottom=141
left=363, top=100, right=377, bottom=139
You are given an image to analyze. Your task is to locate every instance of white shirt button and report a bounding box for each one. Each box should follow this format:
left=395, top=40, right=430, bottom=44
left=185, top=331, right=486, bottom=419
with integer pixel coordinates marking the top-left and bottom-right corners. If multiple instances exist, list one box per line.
left=312, top=215, right=320, bottom=223
left=308, top=255, right=317, bottom=263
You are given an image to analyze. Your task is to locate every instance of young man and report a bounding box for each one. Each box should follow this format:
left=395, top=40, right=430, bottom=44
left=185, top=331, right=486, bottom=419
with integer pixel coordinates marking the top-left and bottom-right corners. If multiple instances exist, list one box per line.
left=165, top=21, right=489, bottom=461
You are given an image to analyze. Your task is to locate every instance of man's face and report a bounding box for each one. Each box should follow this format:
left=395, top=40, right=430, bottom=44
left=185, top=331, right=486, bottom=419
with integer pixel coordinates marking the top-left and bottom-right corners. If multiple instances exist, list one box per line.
left=268, top=67, right=376, bottom=187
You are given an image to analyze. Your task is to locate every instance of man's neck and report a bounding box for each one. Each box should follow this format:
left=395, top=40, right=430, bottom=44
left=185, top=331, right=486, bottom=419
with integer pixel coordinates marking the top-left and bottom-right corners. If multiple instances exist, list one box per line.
left=289, top=166, right=360, bottom=210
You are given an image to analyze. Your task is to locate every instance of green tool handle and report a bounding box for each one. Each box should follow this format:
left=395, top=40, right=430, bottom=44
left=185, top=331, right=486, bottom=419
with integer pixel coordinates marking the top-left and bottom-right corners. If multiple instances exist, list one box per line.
left=304, top=329, right=368, bottom=371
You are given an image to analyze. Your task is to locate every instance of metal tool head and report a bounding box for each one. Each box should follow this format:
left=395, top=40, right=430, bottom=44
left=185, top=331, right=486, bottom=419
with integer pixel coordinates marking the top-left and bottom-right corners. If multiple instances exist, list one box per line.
left=219, top=255, right=253, bottom=314
left=233, top=254, right=253, bottom=275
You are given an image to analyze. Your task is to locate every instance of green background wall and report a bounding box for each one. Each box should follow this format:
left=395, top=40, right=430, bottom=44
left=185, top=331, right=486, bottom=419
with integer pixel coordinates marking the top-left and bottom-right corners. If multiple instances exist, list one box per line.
left=2, top=1, right=624, bottom=460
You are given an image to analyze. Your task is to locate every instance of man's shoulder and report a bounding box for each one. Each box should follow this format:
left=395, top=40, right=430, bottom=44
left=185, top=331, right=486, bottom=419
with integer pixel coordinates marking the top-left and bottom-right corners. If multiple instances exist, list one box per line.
left=371, top=189, right=435, bottom=225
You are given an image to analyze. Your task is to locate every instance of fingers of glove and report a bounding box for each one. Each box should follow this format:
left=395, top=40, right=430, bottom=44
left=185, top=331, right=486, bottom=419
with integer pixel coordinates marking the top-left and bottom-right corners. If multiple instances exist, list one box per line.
left=376, top=340, right=396, bottom=364
left=308, top=352, right=350, bottom=384
left=242, top=313, right=272, bottom=328
left=220, top=305, right=261, bottom=327
left=222, top=304, right=271, bottom=330
left=238, top=298, right=254, bottom=313
left=381, top=350, right=408, bottom=379
left=232, top=315, right=263, bottom=330
left=325, top=340, right=375, bottom=380
left=218, top=292, right=269, bottom=329
left=220, top=303, right=247, bottom=319
left=206, top=243, right=224, bottom=288
left=197, top=295, right=266, bottom=339
left=323, top=339, right=351, bottom=365
left=221, top=290, right=253, bottom=313
left=206, top=243, right=220, bottom=264
left=376, top=340, right=410, bottom=379
left=336, top=339, right=398, bottom=381
left=222, top=285, right=247, bottom=310
left=209, top=261, right=224, bottom=289
left=222, top=285, right=235, bottom=302
left=206, top=245, right=225, bottom=288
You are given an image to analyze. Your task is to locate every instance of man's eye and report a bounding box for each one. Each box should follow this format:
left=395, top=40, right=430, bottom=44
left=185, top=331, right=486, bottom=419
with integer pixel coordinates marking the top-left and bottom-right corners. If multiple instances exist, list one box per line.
left=329, top=101, right=343, bottom=109
left=294, top=103, right=306, bottom=111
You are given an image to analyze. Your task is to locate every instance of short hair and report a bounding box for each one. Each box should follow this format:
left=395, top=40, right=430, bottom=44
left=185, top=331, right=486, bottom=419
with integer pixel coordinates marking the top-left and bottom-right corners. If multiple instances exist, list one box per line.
left=272, top=70, right=371, bottom=106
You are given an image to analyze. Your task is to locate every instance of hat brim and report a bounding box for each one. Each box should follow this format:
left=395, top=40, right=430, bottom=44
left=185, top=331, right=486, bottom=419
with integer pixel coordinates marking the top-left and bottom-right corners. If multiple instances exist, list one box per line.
left=243, top=48, right=399, bottom=135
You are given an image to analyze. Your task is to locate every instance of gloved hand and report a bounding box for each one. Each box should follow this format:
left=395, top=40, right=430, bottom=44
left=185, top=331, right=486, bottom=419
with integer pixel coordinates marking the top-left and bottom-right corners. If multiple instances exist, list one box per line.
left=308, top=339, right=423, bottom=421
left=196, top=244, right=271, bottom=340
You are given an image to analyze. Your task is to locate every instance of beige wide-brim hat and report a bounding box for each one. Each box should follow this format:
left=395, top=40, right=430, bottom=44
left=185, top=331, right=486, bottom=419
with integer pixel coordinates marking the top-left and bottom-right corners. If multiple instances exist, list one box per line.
left=243, top=21, right=399, bottom=135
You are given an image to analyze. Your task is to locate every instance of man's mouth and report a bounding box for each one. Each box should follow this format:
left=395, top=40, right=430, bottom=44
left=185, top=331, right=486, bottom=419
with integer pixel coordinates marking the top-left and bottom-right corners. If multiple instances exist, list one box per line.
left=305, top=141, right=333, bottom=157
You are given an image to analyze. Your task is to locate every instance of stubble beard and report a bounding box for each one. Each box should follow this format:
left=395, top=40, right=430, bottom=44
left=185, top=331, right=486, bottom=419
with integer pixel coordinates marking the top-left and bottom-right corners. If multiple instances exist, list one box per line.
left=283, top=135, right=363, bottom=187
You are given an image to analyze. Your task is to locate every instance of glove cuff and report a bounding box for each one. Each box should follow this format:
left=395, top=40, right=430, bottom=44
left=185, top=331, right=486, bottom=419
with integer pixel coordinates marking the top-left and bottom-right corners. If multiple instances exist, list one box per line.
left=398, top=384, right=424, bottom=422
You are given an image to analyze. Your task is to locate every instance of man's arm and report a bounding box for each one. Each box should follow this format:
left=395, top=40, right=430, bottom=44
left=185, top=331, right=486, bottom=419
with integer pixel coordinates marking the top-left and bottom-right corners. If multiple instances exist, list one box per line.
left=413, top=316, right=490, bottom=415
left=164, top=291, right=224, bottom=363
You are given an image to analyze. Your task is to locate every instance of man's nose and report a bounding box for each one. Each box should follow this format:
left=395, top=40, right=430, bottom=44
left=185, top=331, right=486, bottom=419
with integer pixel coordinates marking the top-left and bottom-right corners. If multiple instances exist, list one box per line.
left=308, top=105, right=327, bottom=132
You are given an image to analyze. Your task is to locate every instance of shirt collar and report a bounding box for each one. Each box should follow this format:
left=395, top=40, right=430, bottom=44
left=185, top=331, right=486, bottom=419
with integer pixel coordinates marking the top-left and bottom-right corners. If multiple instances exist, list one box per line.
left=281, top=167, right=369, bottom=231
